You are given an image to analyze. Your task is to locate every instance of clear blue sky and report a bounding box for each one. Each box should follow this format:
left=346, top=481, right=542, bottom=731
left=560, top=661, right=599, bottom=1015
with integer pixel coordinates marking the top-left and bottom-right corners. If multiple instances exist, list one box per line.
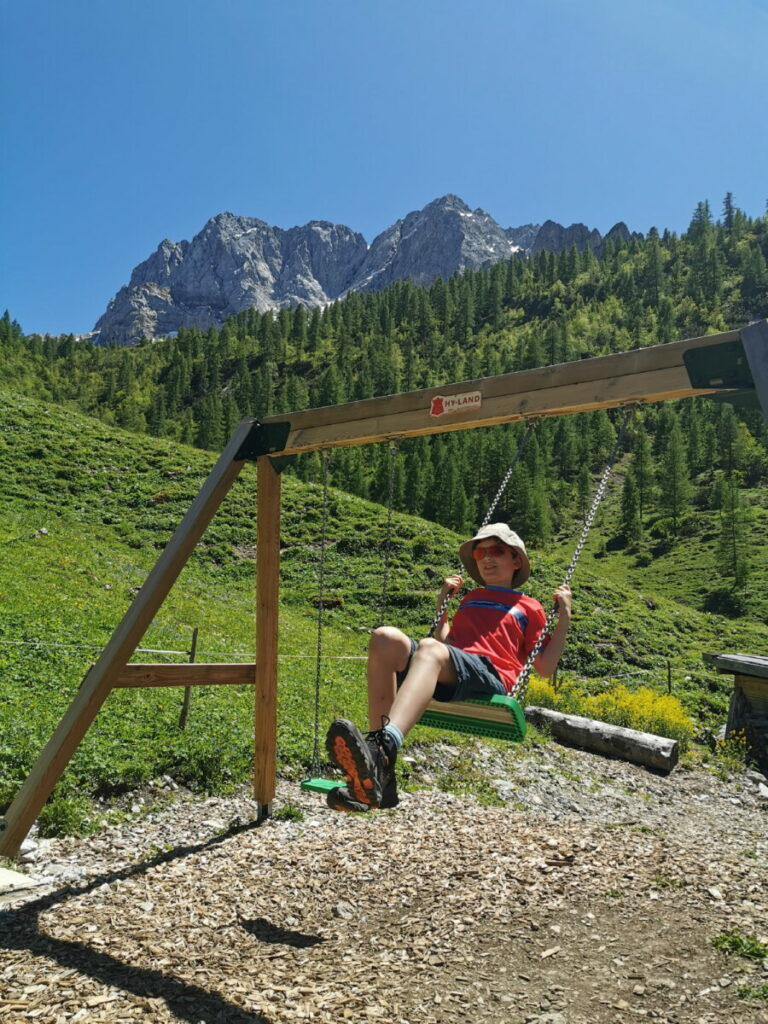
left=2, top=0, right=766, bottom=336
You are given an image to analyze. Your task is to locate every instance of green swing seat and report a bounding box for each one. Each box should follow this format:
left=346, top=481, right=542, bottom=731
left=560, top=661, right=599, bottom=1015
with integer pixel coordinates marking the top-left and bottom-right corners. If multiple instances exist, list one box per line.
left=419, top=692, right=527, bottom=741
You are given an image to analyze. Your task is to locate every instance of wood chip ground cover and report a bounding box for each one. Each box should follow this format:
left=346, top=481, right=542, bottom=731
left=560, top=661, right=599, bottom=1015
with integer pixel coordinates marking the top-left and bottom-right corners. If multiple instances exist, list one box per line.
left=2, top=743, right=767, bottom=1024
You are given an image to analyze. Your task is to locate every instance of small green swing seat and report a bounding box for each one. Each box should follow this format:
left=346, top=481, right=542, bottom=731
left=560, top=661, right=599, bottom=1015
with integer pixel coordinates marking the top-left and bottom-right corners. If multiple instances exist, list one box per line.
left=301, top=776, right=343, bottom=795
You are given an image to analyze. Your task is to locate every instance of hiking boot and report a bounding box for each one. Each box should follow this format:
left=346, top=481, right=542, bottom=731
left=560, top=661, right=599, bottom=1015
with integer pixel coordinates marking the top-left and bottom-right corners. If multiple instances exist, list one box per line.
left=326, top=785, right=370, bottom=813
left=325, top=718, right=383, bottom=807
left=364, top=726, right=399, bottom=808
left=325, top=729, right=399, bottom=815
left=326, top=772, right=399, bottom=814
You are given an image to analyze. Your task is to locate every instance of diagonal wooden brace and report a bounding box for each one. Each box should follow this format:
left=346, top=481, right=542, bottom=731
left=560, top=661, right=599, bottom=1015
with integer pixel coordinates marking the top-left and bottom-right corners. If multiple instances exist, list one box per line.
left=0, top=419, right=260, bottom=859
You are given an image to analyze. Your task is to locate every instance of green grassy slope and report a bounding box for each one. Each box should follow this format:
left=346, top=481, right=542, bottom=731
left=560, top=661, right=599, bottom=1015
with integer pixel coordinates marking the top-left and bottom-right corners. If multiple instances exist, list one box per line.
left=1, top=388, right=766, bottom=832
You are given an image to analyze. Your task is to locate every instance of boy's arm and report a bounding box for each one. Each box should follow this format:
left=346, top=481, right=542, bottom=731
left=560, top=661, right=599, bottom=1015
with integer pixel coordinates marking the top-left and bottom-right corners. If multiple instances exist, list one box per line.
left=533, top=585, right=572, bottom=679
left=434, top=574, right=462, bottom=643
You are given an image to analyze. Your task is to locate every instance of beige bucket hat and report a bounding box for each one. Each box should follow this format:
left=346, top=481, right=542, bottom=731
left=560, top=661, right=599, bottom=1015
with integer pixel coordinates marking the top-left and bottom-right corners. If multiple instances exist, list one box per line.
left=458, top=523, right=531, bottom=587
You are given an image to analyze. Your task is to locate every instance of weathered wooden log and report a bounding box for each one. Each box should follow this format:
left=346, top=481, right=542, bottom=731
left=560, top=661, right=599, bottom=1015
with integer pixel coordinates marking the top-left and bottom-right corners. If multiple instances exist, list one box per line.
left=524, top=705, right=679, bottom=772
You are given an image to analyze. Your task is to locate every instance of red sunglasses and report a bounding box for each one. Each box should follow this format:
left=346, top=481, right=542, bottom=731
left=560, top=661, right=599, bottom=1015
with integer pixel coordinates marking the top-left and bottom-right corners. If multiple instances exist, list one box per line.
left=471, top=543, right=511, bottom=561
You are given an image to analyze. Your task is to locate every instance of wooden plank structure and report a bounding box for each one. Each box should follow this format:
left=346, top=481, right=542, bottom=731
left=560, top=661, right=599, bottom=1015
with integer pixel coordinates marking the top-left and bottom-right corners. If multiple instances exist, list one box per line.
left=1, top=322, right=767, bottom=859
left=114, top=663, right=258, bottom=688
left=702, top=653, right=768, bottom=773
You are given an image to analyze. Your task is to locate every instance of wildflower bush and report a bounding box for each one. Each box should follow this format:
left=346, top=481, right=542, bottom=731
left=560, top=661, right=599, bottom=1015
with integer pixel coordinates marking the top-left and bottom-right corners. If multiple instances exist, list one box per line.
left=712, top=729, right=749, bottom=776
left=526, top=678, right=695, bottom=744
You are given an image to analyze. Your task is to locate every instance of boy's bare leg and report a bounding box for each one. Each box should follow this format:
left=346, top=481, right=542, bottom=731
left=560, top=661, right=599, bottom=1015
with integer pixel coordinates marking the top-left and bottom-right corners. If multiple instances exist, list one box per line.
left=387, top=638, right=457, bottom=736
left=367, top=627, right=412, bottom=730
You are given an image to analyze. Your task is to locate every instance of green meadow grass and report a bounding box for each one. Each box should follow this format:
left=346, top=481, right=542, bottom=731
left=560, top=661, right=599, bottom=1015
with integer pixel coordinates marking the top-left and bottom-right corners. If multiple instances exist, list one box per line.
left=1, top=388, right=767, bottom=834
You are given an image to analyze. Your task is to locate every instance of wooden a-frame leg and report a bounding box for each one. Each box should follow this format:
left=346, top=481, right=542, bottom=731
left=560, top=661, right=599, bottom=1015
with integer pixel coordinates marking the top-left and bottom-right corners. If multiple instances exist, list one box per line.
left=253, top=456, right=281, bottom=815
left=0, top=420, right=256, bottom=860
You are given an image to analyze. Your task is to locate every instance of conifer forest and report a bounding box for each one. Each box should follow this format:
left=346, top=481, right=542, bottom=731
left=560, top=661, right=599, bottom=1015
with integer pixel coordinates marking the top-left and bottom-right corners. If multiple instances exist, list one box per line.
left=2, top=196, right=767, bottom=611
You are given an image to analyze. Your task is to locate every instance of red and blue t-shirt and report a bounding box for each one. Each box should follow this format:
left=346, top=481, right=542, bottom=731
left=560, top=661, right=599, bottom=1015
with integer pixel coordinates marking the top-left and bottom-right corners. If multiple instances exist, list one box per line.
left=446, top=586, right=548, bottom=694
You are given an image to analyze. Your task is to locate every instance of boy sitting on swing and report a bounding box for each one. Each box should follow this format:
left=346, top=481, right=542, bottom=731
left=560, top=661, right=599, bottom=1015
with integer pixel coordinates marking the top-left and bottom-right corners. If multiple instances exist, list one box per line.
left=325, top=523, right=572, bottom=812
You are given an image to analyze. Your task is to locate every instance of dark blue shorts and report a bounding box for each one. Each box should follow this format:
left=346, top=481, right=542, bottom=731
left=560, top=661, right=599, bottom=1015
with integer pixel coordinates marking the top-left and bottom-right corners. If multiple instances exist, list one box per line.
left=396, top=638, right=506, bottom=703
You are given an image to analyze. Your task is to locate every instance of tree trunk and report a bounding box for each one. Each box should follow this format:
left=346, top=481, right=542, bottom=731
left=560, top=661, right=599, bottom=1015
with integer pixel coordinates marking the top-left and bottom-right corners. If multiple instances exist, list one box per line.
left=524, top=706, right=679, bottom=772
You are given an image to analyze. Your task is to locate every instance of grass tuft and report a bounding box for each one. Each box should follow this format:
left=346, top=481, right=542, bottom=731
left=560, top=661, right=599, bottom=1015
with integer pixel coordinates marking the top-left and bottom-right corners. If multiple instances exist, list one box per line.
left=713, top=929, right=768, bottom=962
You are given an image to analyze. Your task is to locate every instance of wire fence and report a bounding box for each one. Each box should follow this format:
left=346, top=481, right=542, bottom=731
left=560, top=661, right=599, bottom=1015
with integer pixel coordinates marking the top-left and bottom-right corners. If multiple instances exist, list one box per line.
left=0, top=637, right=366, bottom=660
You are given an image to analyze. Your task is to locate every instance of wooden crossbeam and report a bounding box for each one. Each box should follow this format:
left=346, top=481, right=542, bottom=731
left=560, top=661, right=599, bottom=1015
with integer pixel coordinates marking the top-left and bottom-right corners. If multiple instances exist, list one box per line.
left=114, top=663, right=257, bottom=688
left=262, top=330, right=744, bottom=455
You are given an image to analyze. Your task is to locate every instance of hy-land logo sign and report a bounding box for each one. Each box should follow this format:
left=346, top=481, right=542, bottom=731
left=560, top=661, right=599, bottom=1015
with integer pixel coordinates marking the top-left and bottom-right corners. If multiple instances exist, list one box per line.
left=429, top=390, right=482, bottom=417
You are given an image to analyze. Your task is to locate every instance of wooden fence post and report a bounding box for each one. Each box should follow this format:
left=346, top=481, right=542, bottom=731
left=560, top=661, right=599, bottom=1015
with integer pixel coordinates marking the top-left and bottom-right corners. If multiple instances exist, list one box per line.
left=178, top=627, right=199, bottom=730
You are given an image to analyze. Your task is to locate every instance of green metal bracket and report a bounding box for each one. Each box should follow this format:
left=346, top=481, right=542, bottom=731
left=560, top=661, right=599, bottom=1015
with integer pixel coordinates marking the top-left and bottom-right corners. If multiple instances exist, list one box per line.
left=683, top=338, right=754, bottom=391
left=682, top=321, right=768, bottom=420
left=741, top=321, right=768, bottom=420
left=234, top=420, right=292, bottom=465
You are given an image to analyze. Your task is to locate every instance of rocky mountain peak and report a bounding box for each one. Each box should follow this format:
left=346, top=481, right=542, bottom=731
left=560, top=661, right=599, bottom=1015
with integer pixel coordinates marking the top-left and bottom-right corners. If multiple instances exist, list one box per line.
left=93, top=197, right=639, bottom=344
left=342, top=194, right=520, bottom=296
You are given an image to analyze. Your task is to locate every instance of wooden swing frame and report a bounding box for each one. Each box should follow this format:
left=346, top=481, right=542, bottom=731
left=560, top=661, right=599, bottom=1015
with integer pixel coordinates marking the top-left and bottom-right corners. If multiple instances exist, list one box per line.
left=1, top=321, right=766, bottom=858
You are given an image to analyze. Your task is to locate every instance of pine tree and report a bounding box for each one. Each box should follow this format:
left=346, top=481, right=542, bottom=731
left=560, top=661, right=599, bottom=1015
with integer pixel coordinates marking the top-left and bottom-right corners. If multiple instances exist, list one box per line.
left=620, top=470, right=642, bottom=545
left=525, top=481, right=552, bottom=546
left=452, top=278, right=476, bottom=343
left=196, top=394, right=224, bottom=450
left=315, top=364, right=347, bottom=407
left=291, top=305, right=308, bottom=357
left=576, top=464, right=591, bottom=518
left=178, top=408, right=196, bottom=445
left=147, top=389, right=167, bottom=436
left=403, top=441, right=429, bottom=515
left=221, top=395, right=241, bottom=440
left=642, top=230, right=664, bottom=307
left=709, top=470, right=728, bottom=511
left=717, top=405, right=744, bottom=475
left=741, top=243, right=768, bottom=310
left=519, top=329, right=544, bottom=370
left=722, top=192, right=735, bottom=233
left=307, top=308, right=322, bottom=353
left=253, top=362, right=275, bottom=416
left=552, top=415, right=577, bottom=479
left=590, top=409, right=617, bottom=469
left=716, top=472, right=750, bottom=590
left=681, top=398, right=704, bottom=474
left=630, top=423, right=655, bottom=520
left=658, top=420, right=693, bottom=534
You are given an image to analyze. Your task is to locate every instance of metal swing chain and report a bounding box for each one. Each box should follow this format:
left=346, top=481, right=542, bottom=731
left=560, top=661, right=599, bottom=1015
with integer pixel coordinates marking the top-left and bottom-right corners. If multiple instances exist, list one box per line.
left=310, top=448, right=332, bottom=777
left=510, top=404, right=638, bottom=706
left=480, top=418, right=541, bottom=528
left=428, top=419, right=540, bottom=638
left=377, top=440, right=399, bottom=627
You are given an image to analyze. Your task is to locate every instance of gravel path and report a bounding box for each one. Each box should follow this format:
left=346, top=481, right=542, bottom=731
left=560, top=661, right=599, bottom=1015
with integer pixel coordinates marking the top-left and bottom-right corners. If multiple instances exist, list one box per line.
left=2, top=739, right=767, bottom=1024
